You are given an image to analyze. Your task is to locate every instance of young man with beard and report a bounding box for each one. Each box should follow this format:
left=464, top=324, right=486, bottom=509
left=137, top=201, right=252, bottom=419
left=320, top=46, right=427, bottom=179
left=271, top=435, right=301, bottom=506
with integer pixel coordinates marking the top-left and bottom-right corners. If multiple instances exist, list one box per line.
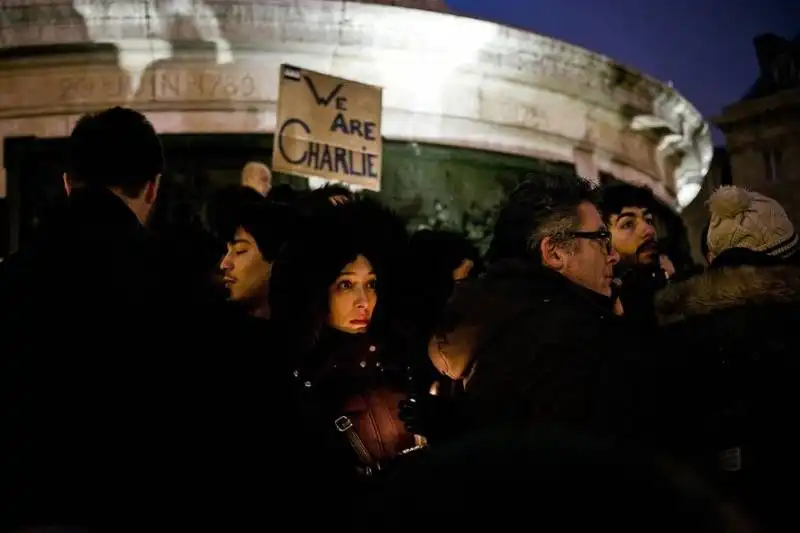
left=600, top=184, right=667, bottom=327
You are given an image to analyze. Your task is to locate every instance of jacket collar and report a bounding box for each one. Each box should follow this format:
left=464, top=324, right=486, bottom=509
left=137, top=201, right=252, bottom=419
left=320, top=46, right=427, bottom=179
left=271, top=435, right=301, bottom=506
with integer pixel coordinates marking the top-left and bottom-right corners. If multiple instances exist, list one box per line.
left=656, top=264, right=800, bottom=325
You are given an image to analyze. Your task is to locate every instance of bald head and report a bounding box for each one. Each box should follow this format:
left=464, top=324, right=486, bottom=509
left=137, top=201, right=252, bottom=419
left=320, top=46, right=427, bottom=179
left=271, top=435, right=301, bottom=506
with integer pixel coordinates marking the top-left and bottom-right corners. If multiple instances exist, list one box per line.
left=241, top=162, right=272, bottom=197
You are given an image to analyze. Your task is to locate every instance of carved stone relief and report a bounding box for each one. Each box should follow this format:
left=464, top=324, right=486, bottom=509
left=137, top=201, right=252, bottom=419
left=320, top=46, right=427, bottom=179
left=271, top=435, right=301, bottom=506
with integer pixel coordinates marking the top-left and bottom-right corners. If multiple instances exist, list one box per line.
left=630, top=89, right=713, bottom=209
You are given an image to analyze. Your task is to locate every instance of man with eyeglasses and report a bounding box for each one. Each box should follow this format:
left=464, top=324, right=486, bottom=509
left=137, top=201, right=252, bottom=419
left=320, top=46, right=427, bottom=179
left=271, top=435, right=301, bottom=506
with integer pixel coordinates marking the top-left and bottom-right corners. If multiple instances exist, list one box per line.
left=420, top=173, right=668, bottom=449
left=483, top=175, right=620, bottom=297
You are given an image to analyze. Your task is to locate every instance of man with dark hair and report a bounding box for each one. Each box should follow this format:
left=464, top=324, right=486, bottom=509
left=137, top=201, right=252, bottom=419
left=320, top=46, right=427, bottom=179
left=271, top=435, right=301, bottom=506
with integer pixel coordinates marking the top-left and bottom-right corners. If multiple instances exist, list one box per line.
left=486, top=174, right=618, bottom=296
left=487, top=174, right=612, bottom=293
left=1, top=106, right=166, bottom=329
left=598, top=183, right=667, bottom=326
left=219, top=196, right=294, bottom=319
left=598, top=184, right=659, bottom=268
left=0, top=107, right=174, bottom=524
left=0, top=108, right=276, bottom=528
left=423, top=173, right=666, bottom=449
left=1, top=106, right=165, bottom=311
left=64, top=106, right=164, bottom=222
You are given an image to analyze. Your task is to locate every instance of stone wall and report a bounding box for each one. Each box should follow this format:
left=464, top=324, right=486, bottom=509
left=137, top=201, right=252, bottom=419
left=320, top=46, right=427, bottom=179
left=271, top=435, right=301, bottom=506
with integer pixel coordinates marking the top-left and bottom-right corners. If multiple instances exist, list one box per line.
left=715, top=87, right=800, bottom=230
left=0, top=0, right=705, bottom=209
left=0, top=0, right=713, bottom=256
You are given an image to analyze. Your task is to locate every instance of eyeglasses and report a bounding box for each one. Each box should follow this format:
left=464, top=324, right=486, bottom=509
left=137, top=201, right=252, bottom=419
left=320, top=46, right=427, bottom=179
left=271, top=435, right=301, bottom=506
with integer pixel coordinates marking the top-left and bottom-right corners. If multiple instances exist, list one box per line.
left=568, top=229, right=612, bottom=253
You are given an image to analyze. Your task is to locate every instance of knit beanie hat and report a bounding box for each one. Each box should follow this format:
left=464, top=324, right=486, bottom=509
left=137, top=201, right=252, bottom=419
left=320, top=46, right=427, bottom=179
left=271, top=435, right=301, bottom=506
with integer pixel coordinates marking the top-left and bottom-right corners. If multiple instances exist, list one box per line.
left=707, top=185, right=799, bottom=260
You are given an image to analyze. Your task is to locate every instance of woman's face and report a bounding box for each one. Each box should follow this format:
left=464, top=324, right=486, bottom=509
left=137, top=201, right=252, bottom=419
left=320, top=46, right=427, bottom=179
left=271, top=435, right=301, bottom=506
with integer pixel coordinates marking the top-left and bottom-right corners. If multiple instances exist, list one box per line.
left=328, top=255, right=377, bottom=334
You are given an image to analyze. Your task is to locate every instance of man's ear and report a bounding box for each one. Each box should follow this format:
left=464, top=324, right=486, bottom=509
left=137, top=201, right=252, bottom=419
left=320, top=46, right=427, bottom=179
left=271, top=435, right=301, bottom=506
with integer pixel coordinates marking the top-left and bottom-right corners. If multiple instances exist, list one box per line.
left=62, top=173, right=72, bottom=196
left=144, top=174, right=161, bottom=205
left=540, top=236, right=566, bottom=270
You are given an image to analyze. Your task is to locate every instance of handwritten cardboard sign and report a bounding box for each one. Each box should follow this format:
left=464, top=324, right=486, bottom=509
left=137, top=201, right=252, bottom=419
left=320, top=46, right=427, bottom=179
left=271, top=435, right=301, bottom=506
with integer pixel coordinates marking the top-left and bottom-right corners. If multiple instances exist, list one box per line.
left=272, top=64, right=383, bottom=191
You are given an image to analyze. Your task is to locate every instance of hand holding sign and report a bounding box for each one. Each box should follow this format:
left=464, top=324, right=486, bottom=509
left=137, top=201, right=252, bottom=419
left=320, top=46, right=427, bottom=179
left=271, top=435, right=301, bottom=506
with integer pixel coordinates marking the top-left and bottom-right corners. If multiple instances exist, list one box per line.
left=272, top=65, right=383, bottom=191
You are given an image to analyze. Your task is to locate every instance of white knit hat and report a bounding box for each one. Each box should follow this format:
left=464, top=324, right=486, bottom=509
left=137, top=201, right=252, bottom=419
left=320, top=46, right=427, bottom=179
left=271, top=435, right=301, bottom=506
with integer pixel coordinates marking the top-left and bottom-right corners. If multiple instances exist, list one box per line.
left=707, top=186, right=799, bottom=259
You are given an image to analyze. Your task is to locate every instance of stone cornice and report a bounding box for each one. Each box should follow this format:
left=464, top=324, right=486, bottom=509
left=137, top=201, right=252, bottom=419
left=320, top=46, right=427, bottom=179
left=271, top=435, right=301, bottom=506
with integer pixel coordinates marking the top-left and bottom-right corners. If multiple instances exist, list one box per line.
left=0, top=1, right=695, bottom=120
left=714, top=87, right=800, bottom=127
left=0, top=1, right=709, bottom=209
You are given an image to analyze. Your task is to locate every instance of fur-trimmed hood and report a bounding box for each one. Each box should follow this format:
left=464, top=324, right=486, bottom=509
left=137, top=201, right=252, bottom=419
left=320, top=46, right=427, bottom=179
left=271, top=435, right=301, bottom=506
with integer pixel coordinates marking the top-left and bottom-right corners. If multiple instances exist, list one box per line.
left=656, top=264, right=800, bottom=325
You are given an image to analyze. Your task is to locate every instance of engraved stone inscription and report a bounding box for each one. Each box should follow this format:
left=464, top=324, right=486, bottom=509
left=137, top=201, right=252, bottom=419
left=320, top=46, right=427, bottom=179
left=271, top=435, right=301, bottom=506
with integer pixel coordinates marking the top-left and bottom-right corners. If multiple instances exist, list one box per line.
left=0, top=66, right=264, bottom=112
left=154, top=69, right=257, bottom=101
left=53, top=68, right=260, bottom=104
left=58, top=73, right=128, bottom=102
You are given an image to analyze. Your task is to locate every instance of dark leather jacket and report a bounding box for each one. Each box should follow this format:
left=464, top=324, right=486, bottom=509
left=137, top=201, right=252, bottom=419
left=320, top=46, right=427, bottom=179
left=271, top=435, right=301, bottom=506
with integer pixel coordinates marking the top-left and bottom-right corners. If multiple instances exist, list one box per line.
left=291, top=328, right=417, bottom=474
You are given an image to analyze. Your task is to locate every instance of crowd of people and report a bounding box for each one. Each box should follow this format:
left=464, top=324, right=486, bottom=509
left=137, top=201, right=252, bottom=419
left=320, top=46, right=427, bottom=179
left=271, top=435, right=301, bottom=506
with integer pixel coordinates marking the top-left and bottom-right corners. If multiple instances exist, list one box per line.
left=0, top=106, right=796, bottom=532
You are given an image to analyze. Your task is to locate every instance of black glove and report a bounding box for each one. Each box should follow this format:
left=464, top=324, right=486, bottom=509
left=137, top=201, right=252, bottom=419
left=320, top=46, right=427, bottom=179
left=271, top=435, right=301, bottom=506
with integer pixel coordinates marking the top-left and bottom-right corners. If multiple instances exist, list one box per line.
left=398, top=394, right=467, bottom=444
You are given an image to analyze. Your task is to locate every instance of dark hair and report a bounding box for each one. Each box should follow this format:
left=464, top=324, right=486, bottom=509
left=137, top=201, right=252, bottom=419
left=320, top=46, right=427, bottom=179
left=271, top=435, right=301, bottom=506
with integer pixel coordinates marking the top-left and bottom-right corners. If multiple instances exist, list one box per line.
left=598, top=183, right=656, bottom=223
left=206, top=186, right=264, bottom=239
left=206, top=186, right=294, bottom=262
left=270, top=197, right=408, bottom=350
left=212, top=190, right=294, bottom=261
left=487, top=174, right=598, bottom=264
left=406, top=230, right=484, bottom=334
left=234, top=201, right=295, bottom=262
left=266, top=183, right=300, bottom=204
left=67, top=107, right=164, bottom=197
left=409, top=230, right=483, bottom=275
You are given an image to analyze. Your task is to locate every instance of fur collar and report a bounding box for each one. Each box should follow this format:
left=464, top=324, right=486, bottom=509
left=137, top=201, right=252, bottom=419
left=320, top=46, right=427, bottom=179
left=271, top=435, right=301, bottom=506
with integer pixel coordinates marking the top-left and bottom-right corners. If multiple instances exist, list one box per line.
left=656, top=264, right=800, bottom=325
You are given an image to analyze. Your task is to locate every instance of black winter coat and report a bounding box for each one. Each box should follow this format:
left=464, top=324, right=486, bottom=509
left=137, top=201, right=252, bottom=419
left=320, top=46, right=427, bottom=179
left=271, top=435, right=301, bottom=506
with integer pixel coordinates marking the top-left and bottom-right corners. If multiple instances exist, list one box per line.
left=443, top=260, right=668, bottom=448
left=656, top=257, right=800, bottom=529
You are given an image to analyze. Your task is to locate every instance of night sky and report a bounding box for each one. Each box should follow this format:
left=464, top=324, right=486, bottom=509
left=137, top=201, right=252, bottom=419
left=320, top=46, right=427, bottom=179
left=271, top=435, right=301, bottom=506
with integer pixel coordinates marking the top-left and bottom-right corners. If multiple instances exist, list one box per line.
left=447, top=0, right=799, bottom=143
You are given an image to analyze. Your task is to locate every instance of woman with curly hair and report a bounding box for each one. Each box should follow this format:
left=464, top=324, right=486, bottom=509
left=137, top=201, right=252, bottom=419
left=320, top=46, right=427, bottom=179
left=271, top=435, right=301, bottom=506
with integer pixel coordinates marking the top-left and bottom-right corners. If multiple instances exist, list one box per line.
left=269, top=194, right=422, bottom=486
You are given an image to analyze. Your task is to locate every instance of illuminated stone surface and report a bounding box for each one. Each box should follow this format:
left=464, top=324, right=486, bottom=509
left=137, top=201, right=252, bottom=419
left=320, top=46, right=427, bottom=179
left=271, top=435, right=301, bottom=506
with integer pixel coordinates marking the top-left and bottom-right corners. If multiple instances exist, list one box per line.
left=0, top=0, right=710, bottom=212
